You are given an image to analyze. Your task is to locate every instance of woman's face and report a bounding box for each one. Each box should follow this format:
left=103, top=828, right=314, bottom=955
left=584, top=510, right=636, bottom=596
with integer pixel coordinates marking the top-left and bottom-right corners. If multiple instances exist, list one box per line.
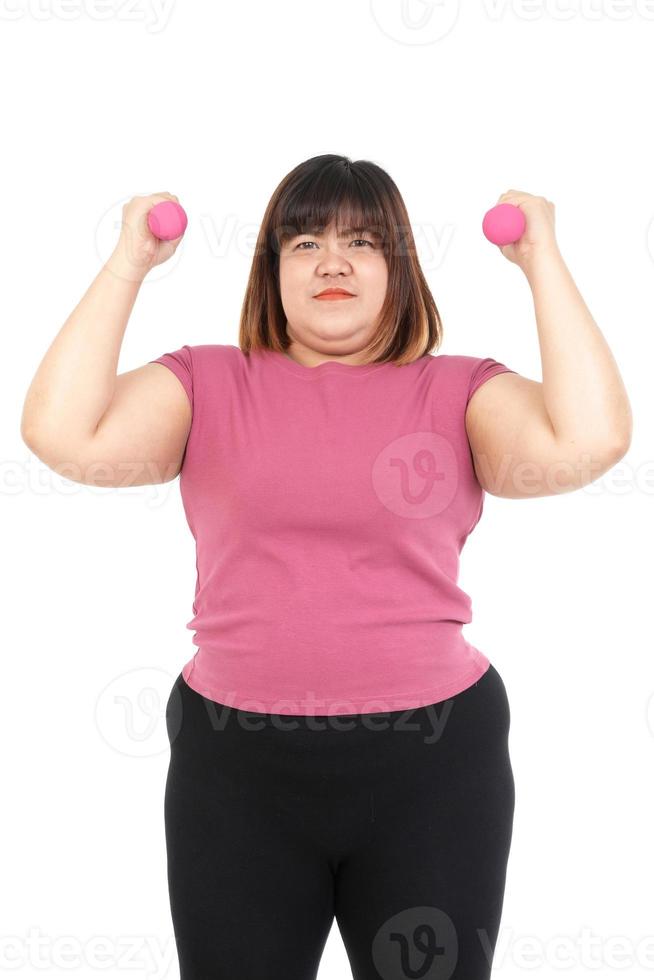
left=278, top=219, right=388, bottom=358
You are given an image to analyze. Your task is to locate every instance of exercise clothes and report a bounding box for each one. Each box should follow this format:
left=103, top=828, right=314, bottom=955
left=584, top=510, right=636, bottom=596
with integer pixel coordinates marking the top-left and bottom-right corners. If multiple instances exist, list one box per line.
left=149, top=344, right=517, bottom=716
left=164, top=659, right=515, bottom=980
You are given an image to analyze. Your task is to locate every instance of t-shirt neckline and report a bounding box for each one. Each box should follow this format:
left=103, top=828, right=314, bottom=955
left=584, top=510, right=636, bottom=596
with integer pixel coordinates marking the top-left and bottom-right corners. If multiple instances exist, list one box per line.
left=266, top=348, right=396, bottom=380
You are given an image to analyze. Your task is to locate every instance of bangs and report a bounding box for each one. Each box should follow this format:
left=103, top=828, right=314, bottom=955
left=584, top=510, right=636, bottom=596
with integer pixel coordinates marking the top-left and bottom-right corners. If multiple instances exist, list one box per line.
left=274, top=175, right=387, bottom=249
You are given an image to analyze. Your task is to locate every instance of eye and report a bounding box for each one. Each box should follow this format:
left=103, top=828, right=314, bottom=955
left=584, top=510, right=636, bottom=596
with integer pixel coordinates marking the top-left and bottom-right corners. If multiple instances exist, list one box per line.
left=294, top=238, right=374, bottom=250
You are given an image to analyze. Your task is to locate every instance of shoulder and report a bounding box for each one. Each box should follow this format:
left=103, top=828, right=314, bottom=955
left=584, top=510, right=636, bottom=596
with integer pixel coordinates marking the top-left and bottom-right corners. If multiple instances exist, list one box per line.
left=175, top=343, right=244, bottom=377
left=151, top=344, right=243, bottom=396
left=427, top=352, right=517, bottom=403
left=424, top=352, right=482, bottom=375
left=183, top=343, right=239, bottom=363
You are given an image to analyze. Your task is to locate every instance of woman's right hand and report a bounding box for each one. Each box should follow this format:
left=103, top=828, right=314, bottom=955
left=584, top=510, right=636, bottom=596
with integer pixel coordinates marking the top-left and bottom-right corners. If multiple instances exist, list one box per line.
left=108, top=192, right=185, bottom=280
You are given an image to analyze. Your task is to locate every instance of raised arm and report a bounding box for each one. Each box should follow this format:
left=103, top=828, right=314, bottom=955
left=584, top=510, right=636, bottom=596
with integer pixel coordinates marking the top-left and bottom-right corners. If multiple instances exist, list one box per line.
left=465, top=191, right=632, bottom=499
left=20, top=193, right=190, bottom=487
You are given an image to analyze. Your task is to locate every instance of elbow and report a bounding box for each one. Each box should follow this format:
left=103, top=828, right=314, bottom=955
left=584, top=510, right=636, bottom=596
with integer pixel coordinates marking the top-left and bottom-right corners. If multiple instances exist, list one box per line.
left=20, top=419, right=41, bottom=452
left=610, top=433, right=631, bottom=463
left=20, top=414, right=51, bottom=455
left=20, top=420, right=59, bottom=468
left=20, top=400, right=45, bottom=452
left=609, top=412, right=633, bottom=461
left=20, top=425, right=50, bottom=467
left=611, top=402, right=634, bottom=459
left=596, top=408, right=633, bottom=465
left=603, top=428, right=631, bottom=466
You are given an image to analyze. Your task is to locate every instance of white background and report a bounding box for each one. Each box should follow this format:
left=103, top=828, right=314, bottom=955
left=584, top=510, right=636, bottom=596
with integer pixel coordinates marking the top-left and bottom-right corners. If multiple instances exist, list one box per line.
left=3, top=1, right=652, bottom=978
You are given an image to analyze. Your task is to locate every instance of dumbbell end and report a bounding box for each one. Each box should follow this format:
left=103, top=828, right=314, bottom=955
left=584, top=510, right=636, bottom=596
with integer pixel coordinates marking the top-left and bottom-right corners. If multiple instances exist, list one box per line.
left=147, top=201, right=188, bottom=241
left=482, top=203, right=525, bottom=245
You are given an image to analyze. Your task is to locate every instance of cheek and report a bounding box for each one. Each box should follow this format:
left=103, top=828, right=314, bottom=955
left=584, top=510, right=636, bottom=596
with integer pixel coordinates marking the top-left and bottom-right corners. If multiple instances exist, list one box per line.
left=279, top=284, right=312, bottom=323
left=280, top=262, right=305, bottom=290
left=278, top=267, right=299, bottom=309
left=362, top=264, right=388, bottom=299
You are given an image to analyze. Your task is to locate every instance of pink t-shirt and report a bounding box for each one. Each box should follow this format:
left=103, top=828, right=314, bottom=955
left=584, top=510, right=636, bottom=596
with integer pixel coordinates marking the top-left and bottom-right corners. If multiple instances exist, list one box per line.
left=149, top=344, right=516, bottom=715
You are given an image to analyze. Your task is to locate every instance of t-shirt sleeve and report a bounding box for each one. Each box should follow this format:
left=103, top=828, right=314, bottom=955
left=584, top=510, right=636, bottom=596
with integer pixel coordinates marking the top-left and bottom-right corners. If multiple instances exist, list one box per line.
left=149, top=345, right=193, bottom=412
left=467, top=356, right=517, bottom=405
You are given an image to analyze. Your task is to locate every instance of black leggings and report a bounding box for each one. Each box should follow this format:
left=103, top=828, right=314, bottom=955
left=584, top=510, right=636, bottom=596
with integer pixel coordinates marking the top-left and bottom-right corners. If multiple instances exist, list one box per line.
left=164, top=663, right=515, bottom=980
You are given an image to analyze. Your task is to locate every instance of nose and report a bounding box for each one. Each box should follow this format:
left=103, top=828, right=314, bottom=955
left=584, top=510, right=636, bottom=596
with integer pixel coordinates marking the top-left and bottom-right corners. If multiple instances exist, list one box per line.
left=315, top=248, right=353, bottom=276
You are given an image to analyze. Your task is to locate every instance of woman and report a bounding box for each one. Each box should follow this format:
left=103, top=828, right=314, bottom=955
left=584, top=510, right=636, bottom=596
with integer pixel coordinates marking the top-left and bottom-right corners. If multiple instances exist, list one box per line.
left=21, top=155, right=632, bottom=980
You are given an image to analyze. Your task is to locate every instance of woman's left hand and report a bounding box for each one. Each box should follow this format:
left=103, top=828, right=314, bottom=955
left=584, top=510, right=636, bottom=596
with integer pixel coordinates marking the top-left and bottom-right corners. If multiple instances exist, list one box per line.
left=494, top=190, right=559, bottom=270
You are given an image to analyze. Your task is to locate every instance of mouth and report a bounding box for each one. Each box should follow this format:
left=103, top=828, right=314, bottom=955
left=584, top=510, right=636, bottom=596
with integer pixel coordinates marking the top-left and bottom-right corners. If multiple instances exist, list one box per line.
left=314, top=288, right=356, bottom=300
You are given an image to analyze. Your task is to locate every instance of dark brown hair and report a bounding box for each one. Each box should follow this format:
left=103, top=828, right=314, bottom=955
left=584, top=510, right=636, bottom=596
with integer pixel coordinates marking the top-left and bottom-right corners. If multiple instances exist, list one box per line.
left=238, top=154, right=443, bottom=366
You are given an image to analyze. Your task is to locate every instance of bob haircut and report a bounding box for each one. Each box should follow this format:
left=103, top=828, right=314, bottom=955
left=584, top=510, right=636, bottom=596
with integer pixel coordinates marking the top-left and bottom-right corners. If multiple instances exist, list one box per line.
left=238, top=154, right=443, bottom=367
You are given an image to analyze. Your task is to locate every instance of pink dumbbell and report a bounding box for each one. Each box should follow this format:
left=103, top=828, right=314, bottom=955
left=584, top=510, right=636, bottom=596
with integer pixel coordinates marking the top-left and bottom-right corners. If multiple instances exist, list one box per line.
left=482, top=203, right=525, bottom=245
left=147, top=200, right=188, bottom=241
